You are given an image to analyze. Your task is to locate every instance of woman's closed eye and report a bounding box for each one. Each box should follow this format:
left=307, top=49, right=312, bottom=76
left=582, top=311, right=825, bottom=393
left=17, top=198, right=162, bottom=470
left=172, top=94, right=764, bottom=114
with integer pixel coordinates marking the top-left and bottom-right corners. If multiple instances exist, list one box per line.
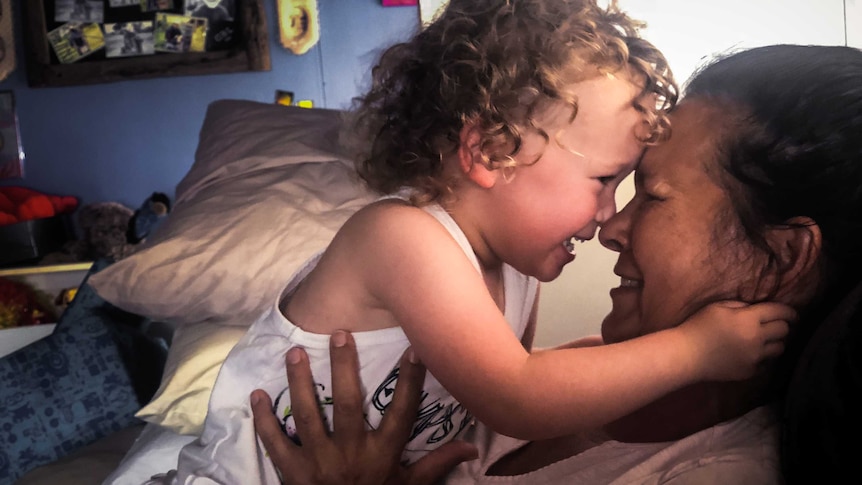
left=633, top=188, right=664, bottom=204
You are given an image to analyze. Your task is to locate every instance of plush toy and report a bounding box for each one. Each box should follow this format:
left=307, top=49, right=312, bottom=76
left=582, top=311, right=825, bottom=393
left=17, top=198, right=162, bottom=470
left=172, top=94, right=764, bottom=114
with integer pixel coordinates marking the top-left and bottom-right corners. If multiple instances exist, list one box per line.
left=41, top=201, right=138, bottom=264
left=127, top=192, right=171, bottom=244
left=0, top=186, right=78, bottom=226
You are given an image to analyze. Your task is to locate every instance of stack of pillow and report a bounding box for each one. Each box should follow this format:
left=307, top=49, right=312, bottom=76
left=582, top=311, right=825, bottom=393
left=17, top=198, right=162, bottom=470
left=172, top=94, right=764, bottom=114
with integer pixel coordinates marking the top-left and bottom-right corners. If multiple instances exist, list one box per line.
left=88, top=99, right=375, bottom=437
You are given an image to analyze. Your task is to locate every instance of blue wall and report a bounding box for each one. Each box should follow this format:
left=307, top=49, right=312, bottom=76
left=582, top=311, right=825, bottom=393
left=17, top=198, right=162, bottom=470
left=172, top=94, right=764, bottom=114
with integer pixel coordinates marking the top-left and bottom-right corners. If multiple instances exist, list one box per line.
left=0, top=0, right=418, bottom=209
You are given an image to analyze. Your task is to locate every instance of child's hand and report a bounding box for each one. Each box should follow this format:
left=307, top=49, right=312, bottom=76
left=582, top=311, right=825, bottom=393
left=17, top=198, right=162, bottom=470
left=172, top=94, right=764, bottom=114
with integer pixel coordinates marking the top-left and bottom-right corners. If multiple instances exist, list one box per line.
left=678, top=301, right=794, bottom=382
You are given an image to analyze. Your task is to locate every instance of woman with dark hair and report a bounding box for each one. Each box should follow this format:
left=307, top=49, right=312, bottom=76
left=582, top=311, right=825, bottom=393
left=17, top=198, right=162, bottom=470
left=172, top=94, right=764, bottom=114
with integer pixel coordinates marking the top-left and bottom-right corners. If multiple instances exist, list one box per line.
left=251, top=44, right=861, bottom=484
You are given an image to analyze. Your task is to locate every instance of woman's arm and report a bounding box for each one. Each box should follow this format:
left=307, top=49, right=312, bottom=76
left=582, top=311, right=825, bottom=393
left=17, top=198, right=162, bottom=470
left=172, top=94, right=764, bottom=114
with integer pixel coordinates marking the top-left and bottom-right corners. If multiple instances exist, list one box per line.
left=251, top=331, right=478, bottom=485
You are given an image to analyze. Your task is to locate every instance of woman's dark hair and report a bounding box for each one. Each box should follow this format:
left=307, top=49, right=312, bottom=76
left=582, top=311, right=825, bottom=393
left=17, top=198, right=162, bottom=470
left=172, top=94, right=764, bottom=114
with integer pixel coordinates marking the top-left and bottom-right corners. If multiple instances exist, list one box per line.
left=683, top=44, right=862, bottom=484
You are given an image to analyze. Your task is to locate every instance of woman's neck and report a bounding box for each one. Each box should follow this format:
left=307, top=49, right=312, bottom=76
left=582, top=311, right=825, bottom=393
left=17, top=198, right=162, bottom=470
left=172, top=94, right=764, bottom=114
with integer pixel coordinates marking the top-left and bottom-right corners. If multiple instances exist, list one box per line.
left=604, top=380, right=764, bottom=442
left=487, top=379, right=766, bottom=476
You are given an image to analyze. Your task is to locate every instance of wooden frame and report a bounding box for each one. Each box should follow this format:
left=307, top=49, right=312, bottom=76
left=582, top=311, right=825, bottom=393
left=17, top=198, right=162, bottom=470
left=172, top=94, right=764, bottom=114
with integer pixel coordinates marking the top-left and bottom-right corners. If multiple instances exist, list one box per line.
left=0, top=90, right=24, bottom=179
left=21, top=0, right=271, bottom=87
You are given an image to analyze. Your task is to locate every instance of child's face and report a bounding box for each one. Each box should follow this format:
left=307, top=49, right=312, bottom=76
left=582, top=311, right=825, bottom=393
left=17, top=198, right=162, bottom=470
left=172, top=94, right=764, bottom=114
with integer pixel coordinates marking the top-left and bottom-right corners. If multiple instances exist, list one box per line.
left=482, top=71, right=646, bottom=282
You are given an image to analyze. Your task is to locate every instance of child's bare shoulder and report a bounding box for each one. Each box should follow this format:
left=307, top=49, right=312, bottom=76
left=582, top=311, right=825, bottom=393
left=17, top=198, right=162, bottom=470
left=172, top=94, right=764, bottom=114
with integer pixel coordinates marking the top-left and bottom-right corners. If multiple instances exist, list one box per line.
left=340, top=198, right=447, bottom=240
left=330, top=199, right=462, bottom=267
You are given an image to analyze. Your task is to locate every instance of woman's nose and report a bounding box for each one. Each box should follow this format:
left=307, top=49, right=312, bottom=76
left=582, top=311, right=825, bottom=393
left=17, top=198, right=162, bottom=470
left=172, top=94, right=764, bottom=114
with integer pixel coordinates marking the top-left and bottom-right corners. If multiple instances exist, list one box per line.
left=599, top=203, right=631, bottom=253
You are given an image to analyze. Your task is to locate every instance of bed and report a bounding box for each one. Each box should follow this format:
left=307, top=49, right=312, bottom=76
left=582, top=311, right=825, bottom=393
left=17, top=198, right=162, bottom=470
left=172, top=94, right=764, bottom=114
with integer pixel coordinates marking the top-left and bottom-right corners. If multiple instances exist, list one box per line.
left=3, top=99, right=376, bottom=485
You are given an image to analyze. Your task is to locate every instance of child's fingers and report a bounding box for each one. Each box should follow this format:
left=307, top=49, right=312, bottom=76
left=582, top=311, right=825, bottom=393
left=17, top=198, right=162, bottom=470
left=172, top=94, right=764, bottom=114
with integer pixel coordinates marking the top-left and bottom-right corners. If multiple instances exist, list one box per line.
left=762, top=340, right=786, bottom=359
left=749, top=301, right=798, bottom=323
left=713, top=300, right=748, bottom=309
left=761, top=319, right=790, bottom=342
left=716, top=300, right=798, bottom=324
left=285, top=347, right=330, bottom=449
left=250, top=389, right=298, bottom=476
left=328, top=330, right=366, bottom=447
left=379, top=347, right=428, bottom=445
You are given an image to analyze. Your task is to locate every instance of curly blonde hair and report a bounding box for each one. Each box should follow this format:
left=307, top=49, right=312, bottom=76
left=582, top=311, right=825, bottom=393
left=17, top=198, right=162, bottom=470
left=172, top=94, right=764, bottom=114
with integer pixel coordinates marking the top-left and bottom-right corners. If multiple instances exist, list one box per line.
left=347, top=0, right=677, bottom=201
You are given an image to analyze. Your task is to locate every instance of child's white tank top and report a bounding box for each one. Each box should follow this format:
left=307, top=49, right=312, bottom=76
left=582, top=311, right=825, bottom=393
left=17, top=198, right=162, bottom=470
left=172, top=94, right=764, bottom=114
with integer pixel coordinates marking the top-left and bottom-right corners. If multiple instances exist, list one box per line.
left=173, top=200, right=539, bottom=484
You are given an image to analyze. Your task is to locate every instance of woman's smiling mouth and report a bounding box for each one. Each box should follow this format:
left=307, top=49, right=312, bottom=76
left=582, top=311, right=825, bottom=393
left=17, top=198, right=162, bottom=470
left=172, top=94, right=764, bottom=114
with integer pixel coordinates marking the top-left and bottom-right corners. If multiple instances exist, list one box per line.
left=620, top=277, right=641, bottom=288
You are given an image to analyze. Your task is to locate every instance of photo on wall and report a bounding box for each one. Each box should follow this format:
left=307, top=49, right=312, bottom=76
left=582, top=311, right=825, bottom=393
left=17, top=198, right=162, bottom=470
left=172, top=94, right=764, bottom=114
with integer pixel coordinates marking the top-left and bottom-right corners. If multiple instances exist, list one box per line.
left=0, top=91, right=24, bottom=180
left=153, top=13, right=207, bottom=53
left=184, top=0, right=235, bottom=50
left=104, top=21, right=155, bottom=58
left=47, top=22, right=105, bottom=63
left=55, top=0, right=105, bottom=23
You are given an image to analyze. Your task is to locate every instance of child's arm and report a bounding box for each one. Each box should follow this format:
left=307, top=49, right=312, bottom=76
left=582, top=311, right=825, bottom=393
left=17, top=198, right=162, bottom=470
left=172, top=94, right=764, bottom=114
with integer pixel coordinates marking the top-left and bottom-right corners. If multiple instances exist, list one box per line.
left=544, top=334, right=606, bottom=350
left=354, top=205, right=794, bottom=441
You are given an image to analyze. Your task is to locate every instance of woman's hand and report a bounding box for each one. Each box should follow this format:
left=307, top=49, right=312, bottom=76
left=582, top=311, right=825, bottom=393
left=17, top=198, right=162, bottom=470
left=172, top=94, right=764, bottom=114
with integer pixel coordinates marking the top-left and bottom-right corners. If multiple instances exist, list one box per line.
left=250, top=330, right=478, bottom=485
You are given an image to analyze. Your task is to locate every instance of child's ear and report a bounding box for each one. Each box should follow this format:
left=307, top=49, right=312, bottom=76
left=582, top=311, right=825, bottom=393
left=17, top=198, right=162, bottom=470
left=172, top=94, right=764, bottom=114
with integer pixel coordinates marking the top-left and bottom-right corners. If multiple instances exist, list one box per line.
left=457, top=123, right=498, bottom=188
left=764, top=216, right=822, bottom=300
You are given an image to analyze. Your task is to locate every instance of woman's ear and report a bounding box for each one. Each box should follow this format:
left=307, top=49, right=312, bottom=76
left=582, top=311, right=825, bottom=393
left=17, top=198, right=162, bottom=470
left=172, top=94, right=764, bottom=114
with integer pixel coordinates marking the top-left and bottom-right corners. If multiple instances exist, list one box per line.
left=457, top=123, right=498, bottom=189
left=766, top=216, right=822, bottom=300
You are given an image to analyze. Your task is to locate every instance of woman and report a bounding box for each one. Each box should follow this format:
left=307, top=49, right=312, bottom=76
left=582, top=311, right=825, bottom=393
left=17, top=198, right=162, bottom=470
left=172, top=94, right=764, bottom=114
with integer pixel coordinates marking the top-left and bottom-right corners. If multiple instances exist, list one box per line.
left=251, top=44, right=862, bottom=484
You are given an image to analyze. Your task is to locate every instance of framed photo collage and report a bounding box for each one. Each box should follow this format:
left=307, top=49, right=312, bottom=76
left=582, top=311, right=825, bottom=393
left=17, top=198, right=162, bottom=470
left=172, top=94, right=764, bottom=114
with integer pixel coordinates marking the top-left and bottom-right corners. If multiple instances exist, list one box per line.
left=44, top=0, right=239, bottom=64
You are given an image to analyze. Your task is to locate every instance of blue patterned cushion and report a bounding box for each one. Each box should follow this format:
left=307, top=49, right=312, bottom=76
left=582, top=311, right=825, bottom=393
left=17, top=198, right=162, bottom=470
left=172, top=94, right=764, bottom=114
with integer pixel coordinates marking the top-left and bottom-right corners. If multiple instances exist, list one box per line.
left=0, top=260, right=142, bottom=485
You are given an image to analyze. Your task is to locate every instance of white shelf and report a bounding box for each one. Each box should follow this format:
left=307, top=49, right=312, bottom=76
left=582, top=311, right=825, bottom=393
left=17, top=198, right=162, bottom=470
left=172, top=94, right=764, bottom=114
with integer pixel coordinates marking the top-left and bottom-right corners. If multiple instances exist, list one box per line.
left=0, top=262, right=93, bottom=356
left=0, top=324, right=57, bottom=358
left=0, top=261, right=94, bottom=277
left=0, top=262, right=93, bottom=304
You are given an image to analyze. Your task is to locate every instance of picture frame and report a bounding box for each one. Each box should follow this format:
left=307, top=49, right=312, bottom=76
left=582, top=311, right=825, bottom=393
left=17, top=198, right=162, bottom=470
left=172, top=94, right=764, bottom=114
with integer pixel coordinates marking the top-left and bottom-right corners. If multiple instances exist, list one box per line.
left=21, top=0, right=271, bottom=87
left=0, top=0, right=17, bottom=82
left=0, top=90, right=24, bottom=179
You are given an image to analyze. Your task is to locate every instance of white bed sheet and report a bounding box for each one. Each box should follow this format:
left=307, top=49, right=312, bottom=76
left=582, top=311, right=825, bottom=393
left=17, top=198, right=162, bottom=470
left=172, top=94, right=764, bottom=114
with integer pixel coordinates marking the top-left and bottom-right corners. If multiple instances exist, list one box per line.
left=102, top=423, right=195, bottom=485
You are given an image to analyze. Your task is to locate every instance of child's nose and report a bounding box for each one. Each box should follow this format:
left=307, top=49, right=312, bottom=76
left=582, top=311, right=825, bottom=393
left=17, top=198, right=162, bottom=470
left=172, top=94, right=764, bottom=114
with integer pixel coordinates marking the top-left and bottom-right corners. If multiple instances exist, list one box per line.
left=595, top=194, right=617, bottom=225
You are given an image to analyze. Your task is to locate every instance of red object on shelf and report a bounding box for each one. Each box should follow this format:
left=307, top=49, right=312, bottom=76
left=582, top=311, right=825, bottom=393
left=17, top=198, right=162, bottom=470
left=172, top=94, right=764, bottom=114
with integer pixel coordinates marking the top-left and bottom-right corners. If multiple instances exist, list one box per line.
left=0, top=186, right=78, bottom=227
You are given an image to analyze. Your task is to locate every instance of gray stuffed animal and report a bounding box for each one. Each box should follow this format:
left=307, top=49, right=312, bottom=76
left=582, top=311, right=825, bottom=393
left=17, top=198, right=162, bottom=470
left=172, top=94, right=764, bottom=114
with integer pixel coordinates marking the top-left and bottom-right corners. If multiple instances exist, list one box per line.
left=73, top=202, right=137, bottom=262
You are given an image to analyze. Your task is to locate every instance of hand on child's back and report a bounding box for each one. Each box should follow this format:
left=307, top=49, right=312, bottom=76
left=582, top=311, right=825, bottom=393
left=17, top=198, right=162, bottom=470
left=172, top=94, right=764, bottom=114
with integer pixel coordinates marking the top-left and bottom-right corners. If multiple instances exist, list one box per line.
left=678, top=300, right=795, bottom=382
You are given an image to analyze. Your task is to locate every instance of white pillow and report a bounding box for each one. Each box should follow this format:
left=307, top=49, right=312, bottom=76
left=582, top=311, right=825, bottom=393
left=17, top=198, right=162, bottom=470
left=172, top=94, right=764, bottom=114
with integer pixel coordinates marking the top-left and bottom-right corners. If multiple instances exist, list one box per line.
left=88, top=100, right=373, bottom=324
left=88, top=99, right=374, bottom=435
left=134, top=322, right=247, bottom=435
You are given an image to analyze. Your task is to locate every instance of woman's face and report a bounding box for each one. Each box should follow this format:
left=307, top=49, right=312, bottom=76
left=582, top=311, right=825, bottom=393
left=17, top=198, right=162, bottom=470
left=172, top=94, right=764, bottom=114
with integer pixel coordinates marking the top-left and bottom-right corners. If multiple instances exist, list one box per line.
left=598, top=100, right=763, bottom=343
